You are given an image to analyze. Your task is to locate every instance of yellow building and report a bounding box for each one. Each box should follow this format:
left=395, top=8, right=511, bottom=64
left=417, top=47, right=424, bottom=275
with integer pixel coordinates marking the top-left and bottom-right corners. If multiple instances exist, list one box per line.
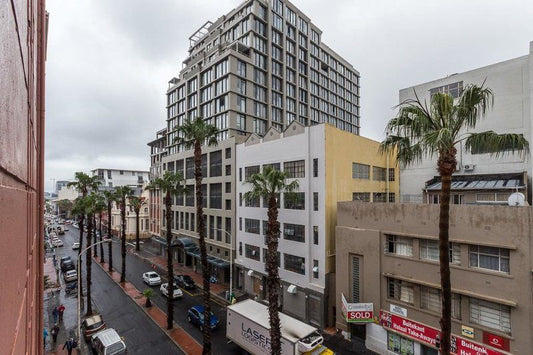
left=236, top=121, right=399, bottom=329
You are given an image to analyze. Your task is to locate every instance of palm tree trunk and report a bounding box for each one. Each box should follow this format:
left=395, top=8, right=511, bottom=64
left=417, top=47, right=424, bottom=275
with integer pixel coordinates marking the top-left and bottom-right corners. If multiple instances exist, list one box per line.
left=93, top=214, right=98, bottom=257
left=107, top=202, right=113, bottom=272
left=267, top=194, right=282, bottom=355
left=437, top=150, right=456, bottom=355
left=120, top=197, right=126, bottom=283
left=86, top=213, right=93, bottom=316
left=136, top=210, right=140, bottom=252
left=99, top=212, right=104, bottom=262
left=165, top=192, right=174, bottom=329
left=195, top=141, right=211, bottom=355
left=78, top=214, right=85, bottom=288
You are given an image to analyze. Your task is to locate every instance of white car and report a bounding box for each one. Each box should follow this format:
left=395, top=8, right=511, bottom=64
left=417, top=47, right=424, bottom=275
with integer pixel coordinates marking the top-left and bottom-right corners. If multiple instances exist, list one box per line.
left=142, top=271, right=161, bottom=286
left=72, top=242, right=80, bottom=250
left=160, top=283, right=183, bottom=299
left=52, top=238, right=64, bottom=247
left=64, top=269, right=78, bottom=282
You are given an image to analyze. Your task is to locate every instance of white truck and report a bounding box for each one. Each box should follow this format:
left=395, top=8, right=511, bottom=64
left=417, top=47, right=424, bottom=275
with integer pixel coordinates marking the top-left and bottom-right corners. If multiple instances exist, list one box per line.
left=227, top=299, right=334, bottom=355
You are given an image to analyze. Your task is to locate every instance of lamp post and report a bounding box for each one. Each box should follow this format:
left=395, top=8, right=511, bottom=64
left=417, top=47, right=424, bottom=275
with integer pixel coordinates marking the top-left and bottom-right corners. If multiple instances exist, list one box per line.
left=213, top=228, right=233, bottom=302
left=77, top=239, right=111, bottom=349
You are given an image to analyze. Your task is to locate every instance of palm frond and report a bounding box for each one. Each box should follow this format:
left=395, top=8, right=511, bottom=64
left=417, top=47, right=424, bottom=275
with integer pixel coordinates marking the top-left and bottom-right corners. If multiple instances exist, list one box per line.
left=465, top=131, right=529, bottom=158
left=453, top=83, right=494, bottom=133
left=380, top=135, right=423, bottom=167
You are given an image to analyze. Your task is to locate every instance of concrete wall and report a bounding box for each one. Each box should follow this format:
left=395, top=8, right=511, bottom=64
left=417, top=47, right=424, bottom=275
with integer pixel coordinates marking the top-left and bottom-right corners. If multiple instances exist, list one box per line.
left=336, top=202, right=533, bottom=354
left=399, top=43, right=532, bottom=202
left=0, top=0, right=47, bottom=353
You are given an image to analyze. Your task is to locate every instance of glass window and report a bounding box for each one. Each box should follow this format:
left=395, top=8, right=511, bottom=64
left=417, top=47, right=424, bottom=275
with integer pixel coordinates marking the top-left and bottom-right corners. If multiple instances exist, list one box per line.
left=237, top=60, right=247, bottom=77
left=469, top=245, right=510, bottom=273
left=209, top=183, right=222, bottom=209
left=209, top=151, right=222, bottom=177
left=284, top=253, right=305, bottom=275
left=470, top=298, right=511, bottom=333
left=373, top=192, right=386, bottom=203
left=388, top=278, right=414, bottom=304
left=420, top=286, right=461, bottom=319
left=313, top=226, right=318, bottom=245
left=244, top=218, right=260, bottom=234
left=387, top=332, right=414, bottom=355
left=420, top=240, right=461, bottom=265
left=284, top=192, right=305, bottom=210
left=385, top=235, right=413, bottom=256
left=373, top=166, right=387, bottom=181
left=245, top=244, right=260, bottom=261
left=352, top=163, right=370, bottom=179
left=236, top=114, right=246, bottom=130
left=283, top=160, right=305, bottom=178
left=245, top=165, right=260, bottom=180
left=283, top=223, right=305, bottom=242
left=353, top=192, right=370, bottom=202
left=313, top=192, right=318, bottom=211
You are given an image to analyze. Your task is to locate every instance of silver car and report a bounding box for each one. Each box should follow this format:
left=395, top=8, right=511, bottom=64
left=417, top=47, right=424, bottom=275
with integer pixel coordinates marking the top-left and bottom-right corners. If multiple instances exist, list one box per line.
left=64, top=269, right=78, bottom=282
left=142, top=271, right=162, bottom=286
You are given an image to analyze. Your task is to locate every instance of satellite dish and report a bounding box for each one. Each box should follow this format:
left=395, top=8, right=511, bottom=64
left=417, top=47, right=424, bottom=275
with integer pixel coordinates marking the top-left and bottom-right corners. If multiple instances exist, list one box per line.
left=508, top=192, right=525, bottom=206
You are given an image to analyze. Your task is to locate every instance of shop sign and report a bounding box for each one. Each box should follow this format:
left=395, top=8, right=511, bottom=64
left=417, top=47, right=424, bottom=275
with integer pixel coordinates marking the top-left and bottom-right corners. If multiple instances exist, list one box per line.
left=483, top=332, right=510, bottom=352
left=390, top=303, right=407, bottom=317
left=379, top=311, right=506, bottom=355
left=461, top=325, right=474, bottom=339
left=341, top=293, right=373, bottom=323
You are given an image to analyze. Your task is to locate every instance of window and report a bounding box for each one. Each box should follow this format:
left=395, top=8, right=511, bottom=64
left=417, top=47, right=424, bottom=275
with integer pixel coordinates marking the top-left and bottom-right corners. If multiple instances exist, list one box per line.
left=388, top=193, right=396, bottom=203
left=388, top=279, right=414, bottom=304
left=237, top=96, right=246, bottom=112
left=373, top=166, right=387, bottom=181
left=353, top=192, right=370, bottom=202
left=429, top=81, right=463, bottom=99
left=245, top=165, right=260, bottom=181
left=352, top=163, right=370, bottom=179
left=470, top=298, right=511, bottom=333
left=225, top=217, right=231, bottom=243
left=245, top=195, right=260, bottom=207
left=373, top=193, right=386, bottom=203
left=244, top=218, right=260, bottom=234
left=209, top=151, right=222, bottom=177
left=313, top=260, right=319, bottom=279
left=262, top=249, right=281, bottom=267
left=237, top=79, right=246, bottom=95
left=420, top=286, right=461, bottom=319
left=388, top=168, right=395, bottom=181
left=236, top=115, right=246, bottom=131
left=185, top=185, right=194, bottom=206
left=202, top=184, right=208, bottom=208
left=387, top=332, right=414, bottom=355
left=225, top=147, right=231, bottom=159
left=245, top=244, right=260, bottom=261
left=313, top=158, right=318, bottom=177
left=237, top=60, right=247, bottom=77
left=284, top=254, right=305, bottom=275
left=283, top=160, right=305, bottom=178
left=385, top=235, right=413, bottom=256
left=272, top=13, right=283, bottom=30
left=225, top=165, right=231, bottom=176
left=469, top=245, right=510, bottom=273
left=313, top=192, right=318, bottom=211
left=209, top=184, right=222, bottom=209
left=239, top=242, right=242, bottom=255
left=209, top=215, right=214, bottom=239
left=284, top=192, right=305, bottom=210
left=420, top=240, right=461, bottom=265
left=225, top=199, right=231, bottom=210
left=283, top=223, right=305, bottom=242
left=313, top=226, right=318, bottom=245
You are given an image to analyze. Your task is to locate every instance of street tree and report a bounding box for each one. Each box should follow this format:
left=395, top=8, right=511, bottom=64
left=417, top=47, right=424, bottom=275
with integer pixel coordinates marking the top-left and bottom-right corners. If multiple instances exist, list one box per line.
left=380, top=84, right=529, bottom=354
left=71, top=197, right=88, bottom=291
left=128, top=195, right=147, bottom=252
left=146, top=171, right=187, bottom=329
left=115, top=186, right=133, bottom=283
left=244, top=166, right=299, bottom=355
left=94, top=193, right=107, bottom=263
left=176, top=116, right=218, bottom=354
left=56, top=199, right=73, bottom=218
left=84, top=193, right=99, bottom=316
left=102, top=190, right=117, bottom=271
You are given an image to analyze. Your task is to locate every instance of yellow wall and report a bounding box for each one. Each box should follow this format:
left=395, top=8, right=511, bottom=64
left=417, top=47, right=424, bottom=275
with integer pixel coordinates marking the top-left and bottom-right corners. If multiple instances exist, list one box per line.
left=324, top=124, right=399, bottom=273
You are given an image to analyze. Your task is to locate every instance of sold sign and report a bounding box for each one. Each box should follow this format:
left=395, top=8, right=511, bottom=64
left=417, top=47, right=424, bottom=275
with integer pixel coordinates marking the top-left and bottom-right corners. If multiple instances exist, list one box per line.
left=341, top=294, right=374, bottom=323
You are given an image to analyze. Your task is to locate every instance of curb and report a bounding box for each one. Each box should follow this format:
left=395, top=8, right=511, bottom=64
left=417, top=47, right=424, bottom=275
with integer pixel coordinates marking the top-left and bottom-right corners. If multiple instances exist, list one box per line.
left=92, top=257, right=202, bottom=354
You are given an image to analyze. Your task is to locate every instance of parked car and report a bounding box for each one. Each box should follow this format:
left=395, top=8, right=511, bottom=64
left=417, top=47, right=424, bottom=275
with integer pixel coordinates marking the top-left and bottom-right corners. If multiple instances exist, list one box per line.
left=60, top=256, right=72, bottom=265
left=64, top=269, right=78, bottom=282
left=187, top=305, right=219, bottom=332
left=82, top=314, right=106, bottom=340
left=142, top=271, right=161, bottom=286
left=90, top=328, right=126, bottom=355
left=174, top=274, right=196, bottom=290
left=65, top=281, right=77, bottom=295
left=72, top=242, right=80, bottom=250
left=160, top=283, right=183, bottom=299
left=52, top=238, right=63, bottom=247
left=61, top=260, right=75, bottom=273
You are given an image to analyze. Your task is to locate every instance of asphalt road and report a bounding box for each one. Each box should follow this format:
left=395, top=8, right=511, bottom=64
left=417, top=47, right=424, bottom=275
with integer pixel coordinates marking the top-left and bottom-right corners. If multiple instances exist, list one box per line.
left=62, top=227, right=241, bottom=354
left=57, top=227, right=183, bottom=354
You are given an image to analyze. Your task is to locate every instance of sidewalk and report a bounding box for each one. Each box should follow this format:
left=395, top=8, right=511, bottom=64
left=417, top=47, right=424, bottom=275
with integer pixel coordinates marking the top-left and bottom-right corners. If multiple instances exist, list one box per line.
left=95, top=259, right=203, bottom=354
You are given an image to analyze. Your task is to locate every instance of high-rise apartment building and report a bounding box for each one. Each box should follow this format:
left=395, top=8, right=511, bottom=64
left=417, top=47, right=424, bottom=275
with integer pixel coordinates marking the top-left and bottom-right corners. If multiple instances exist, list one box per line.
left=148, top=128, right=167, bottom=238
left=157, top=0, right=362, bottom=292
left=1, top=1, right=47, bottom=353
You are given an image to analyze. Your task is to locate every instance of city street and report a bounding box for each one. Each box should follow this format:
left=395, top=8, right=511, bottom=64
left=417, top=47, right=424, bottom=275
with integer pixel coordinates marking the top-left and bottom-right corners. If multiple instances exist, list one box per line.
left=54, top=227, right=182, bottom=354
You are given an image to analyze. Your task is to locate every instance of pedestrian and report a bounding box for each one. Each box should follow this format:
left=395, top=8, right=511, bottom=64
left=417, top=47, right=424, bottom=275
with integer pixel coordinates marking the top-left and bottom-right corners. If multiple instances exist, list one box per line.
left=43, top=328, right=48, bottom=348
left=62, top=337, right=76, bottom=355
left=52, top=306, right=59, bottom=324
left=52, top=254, right=57, bottom=267
left=58, top=304, right=65, bottom=323
left=51, top=324, right=59, bottom=343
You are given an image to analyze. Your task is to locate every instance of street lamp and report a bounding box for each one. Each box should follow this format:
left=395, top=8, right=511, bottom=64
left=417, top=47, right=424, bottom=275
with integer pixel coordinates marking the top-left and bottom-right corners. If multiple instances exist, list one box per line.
left=77, top=239, right=111, bottom=349
left=213, top=228, right=234, bottom=302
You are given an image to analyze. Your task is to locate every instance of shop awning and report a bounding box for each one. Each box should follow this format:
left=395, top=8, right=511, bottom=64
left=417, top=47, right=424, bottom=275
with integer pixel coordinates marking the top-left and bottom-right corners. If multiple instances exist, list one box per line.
left=185, top=247, right=230, bottom=268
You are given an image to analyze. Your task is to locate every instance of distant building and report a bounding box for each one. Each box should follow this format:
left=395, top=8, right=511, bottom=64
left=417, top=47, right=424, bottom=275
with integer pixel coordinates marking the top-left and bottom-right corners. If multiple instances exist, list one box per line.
left=1, top=1, right=48, bottom=353
left=399, top=41, right=533, bottom=204
left=236, top=122, right=399, bottom=328
left=110, top=187, right=150, bottom=240
left=147, top=128, right=167, bottom=238
left=91, top=168, right=149, bottom=188
left=55, top=180, right=70, bottom=194
left=336, top=202, right=533, bottom=355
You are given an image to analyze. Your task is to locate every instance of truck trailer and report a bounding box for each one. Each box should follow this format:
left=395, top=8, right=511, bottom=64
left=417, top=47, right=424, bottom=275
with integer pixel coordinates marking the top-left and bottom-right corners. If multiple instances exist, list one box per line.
left=227, top=299, right=334, bottom=355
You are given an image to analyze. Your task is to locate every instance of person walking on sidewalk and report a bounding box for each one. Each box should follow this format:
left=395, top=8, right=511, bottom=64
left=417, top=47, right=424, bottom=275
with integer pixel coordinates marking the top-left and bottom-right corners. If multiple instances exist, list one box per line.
left=51, top=324, right=59, bottom=343
left=58, top=304, right=65, bottom=323
left=62, top=337, right=76, bottom=355
left=52, top=306, right=59, bottom=324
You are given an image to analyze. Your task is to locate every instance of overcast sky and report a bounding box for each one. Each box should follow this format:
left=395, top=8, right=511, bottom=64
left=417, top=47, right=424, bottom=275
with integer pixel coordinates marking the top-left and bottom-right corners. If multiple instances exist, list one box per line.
left=45, top=0, right=533, bottom=192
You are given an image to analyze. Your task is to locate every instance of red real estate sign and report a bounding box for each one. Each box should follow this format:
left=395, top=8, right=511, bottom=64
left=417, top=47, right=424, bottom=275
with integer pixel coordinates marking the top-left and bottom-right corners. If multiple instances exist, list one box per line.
left=379, top=311, right=507, bottom=355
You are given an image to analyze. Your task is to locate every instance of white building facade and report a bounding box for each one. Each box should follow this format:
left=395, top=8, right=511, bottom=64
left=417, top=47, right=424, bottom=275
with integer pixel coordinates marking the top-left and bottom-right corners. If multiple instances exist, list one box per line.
left=236, top=123, right=327, bottom=327
left=91, top=168, right=149, bottom=188
left=399, top=41, right=533, bottom=203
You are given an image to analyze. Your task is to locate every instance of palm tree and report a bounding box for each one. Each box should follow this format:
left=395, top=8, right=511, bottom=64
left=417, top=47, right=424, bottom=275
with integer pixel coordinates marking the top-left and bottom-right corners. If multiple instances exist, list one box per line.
left=71, top=197, right=88, bottom=290
left=84, top=193, right=99, bottom=316
left=94, top=193, right=107, bottom=263
left=103, top=190, right=117, bottom=271
left=146, top=172, right=187, bottom=329
left=380, top=84, right=529, bottom=354
left=56, top=199, right=73, bottom=218
left=176, top=116, right=218, bottom=354
left=244, top=166, right=299, bottom=355
left=115, top=186, right=132, bottom=283
left=128, top=195, right=147, bottom=252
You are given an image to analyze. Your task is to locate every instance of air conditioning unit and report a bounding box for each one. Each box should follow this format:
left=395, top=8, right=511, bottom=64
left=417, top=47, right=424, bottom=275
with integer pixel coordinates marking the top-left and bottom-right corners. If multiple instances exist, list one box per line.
left=287, top=284, right=297, bottom=294
left=464, top=164, right=475, bottom=171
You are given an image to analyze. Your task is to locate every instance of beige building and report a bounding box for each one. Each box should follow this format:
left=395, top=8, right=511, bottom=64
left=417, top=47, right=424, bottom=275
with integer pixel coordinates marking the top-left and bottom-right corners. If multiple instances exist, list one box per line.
left=336, top=202, right=532, bottom=355
left=111, top=187, right=150, bottom=241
